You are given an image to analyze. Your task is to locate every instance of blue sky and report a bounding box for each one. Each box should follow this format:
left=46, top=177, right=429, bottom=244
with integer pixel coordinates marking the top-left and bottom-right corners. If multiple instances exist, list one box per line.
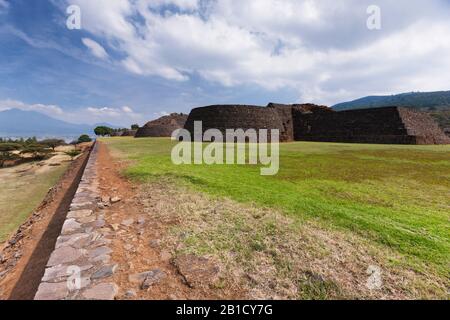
left=1, top=0, right=450, bottom=126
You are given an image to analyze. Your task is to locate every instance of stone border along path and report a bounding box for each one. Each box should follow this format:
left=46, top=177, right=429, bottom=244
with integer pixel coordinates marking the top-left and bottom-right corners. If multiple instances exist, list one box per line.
left=34, top=142, right=119, bottom=300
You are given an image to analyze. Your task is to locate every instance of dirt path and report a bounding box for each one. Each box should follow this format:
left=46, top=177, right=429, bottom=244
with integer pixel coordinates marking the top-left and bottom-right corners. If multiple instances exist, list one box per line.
left=0, top=147, right=91, bottom=300
left=97, top=142, right=242, bottom=300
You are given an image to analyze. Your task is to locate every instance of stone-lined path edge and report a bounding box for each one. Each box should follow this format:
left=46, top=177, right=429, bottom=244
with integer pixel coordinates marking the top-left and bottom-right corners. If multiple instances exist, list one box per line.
left=34, top=142, right=118, bottom=300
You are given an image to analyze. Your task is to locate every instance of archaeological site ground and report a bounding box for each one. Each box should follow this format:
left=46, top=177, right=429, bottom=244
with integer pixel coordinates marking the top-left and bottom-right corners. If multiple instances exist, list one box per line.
left=1, top=133, right=449, bottom=301
left=1, top=2, right=450, bottom=313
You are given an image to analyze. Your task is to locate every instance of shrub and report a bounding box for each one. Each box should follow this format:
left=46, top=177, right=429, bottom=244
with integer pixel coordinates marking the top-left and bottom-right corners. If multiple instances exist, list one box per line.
left=20, top=144, right=52, bottom=161
left=0, top=152, right=20, bottom=167
left=0, top=143, right=22, bottom=152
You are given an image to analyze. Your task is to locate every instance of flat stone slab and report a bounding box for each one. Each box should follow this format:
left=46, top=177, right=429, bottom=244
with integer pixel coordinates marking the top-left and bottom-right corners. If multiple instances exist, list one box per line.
left=47, top=246, right=85, bottom=267
left=173, top=254, right=220, bottom=288
left=67, top=210, right=93, bottom=219
left=91, top=264, right=118, bottom=280
left=61, top=219, right=83, bottom=235
left=55, top=233, right=91, bottom=249
left=35, top=282, right=69, bottom=300
left=42, top=264, right=93, bottom=283
left=82, top=283, right=118, bottom=300
left=77, top=215, right=97, bottom=224
left=70, top=204, right=94, bottom=211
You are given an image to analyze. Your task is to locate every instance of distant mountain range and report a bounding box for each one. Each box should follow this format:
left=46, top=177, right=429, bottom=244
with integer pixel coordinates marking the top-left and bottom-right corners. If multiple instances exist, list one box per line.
left=0, top=109, right=118, bottom=139
left=332, top=91, right=450, bottom=111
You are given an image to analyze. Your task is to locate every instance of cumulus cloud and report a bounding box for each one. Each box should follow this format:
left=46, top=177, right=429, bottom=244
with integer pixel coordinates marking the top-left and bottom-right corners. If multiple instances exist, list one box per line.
left=64, top=0, right=450, bottom=104
left=0, top=99, right=144, bottom=126
left=84, top=106, right=143, bottom=124
left=82, top=38, right=109, bottom=59
left=0, top=99, right=64, bottom=116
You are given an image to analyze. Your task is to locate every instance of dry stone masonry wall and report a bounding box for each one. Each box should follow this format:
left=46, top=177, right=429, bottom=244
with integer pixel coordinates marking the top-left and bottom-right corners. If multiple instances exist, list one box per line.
left=34, top=143, right=119, bottom=300
left=184, top=104, right=450, bottom=145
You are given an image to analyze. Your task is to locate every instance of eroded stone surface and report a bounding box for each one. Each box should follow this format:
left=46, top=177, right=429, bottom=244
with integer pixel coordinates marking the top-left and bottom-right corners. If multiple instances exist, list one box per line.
left=91, top=264, right=118, bottom=280
left=61, top=219, right=83, bottom=235
left=55, top=233, right=91, bottom=249
left=35, top=282, right=69, bottom=300
left=82, top=283, right=118, bottom=300
left=47, top=246, right=85, bottom=266
left=42, top=264, right=93, bottom=282
left=173, top=254, right=220, bottom=288
left=67, top=210, right=93, bottom=219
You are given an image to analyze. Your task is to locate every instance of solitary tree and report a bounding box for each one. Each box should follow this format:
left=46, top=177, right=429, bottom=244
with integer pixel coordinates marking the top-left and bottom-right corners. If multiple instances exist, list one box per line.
left=78, top=134, right=92, bottom=143
left=40, top=139, right=66, bottom=151
left=0, top=143, right=21, bottom=167
left=94, top=126, right=113, bottom=137
left=131, top=124, right=140, bottom=130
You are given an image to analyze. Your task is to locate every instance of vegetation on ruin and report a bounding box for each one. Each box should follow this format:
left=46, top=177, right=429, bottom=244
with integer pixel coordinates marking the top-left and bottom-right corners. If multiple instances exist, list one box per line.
left=102, top=137, right=450, bottom=290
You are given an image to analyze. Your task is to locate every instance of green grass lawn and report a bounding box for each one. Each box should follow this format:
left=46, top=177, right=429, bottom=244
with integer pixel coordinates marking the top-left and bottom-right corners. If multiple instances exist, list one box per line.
left=102, top=137, right=450, bottom=279
left=0, top=163, right=68, bottom=242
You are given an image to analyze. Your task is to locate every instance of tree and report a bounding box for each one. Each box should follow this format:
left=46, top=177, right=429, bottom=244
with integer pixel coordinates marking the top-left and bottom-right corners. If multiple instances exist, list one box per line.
left=131, top=124, right=140, bottom=130
left=40, top=139, right=66, bottom=151
left=94, top=126, right=113, bottom=137
left=25, top=137, right=38, bottom=145
left=0, top=143, right=22, bottom=167
left=20, top=144, right=52, bottom=161
left=0, top=143, right=22, bottom=152
left=65, top=149, right=81, bottom=161
left=78, top=134, right=92, bottom=143
left=0, top=152, right=20, bottom=167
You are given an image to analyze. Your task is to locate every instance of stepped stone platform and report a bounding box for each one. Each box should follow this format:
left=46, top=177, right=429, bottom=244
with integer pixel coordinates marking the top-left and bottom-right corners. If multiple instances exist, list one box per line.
left=135, top=113, right=188, bottom=138
left=34, top=143, right=118, bottom=300
left=295, top=107, right=450, bottom=145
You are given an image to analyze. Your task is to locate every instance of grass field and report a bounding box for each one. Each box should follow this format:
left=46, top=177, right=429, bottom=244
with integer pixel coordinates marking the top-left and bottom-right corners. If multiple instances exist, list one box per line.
left=102, top=137, right=450, bottom=297
left=0, top=162, right=68, bottom=242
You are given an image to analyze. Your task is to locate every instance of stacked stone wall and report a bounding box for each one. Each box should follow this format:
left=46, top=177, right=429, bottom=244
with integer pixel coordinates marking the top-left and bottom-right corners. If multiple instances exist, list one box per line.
left=184, top=105, right=286, bottom=142
left=34, top=143, right=118, bottom=300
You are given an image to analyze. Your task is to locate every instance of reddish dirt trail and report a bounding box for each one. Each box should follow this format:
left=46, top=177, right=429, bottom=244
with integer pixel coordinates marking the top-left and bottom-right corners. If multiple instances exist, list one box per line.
left=97, top=142, right=240, bottom=300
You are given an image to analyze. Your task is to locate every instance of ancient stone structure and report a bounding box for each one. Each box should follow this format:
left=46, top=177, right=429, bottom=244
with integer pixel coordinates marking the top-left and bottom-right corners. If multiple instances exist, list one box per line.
left=184, top=105, right=284, bottom=142
left=135, top=113, right=188, bottom=138
left=34, top=143, right=118, bottom=300
left=295, top=106, right=450, bottom=144
left=267, top=103, right=332, bottom=142
left=120, top=129, right=137, bottom=137
left=184, top=104, right=450, bottom=145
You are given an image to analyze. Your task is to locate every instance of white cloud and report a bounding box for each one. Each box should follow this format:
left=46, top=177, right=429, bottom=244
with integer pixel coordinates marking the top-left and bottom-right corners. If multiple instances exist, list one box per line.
left=64, top=0, right=450, bottom=104
left=84, top=106, right=143, bottom=124
left=0, top=99, right=145, bottom=126
left=154, top=111, right=170, bottom=117
left=82, top=38, right=109, bottom=59
left=0, top=99, right=64, bottom=116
